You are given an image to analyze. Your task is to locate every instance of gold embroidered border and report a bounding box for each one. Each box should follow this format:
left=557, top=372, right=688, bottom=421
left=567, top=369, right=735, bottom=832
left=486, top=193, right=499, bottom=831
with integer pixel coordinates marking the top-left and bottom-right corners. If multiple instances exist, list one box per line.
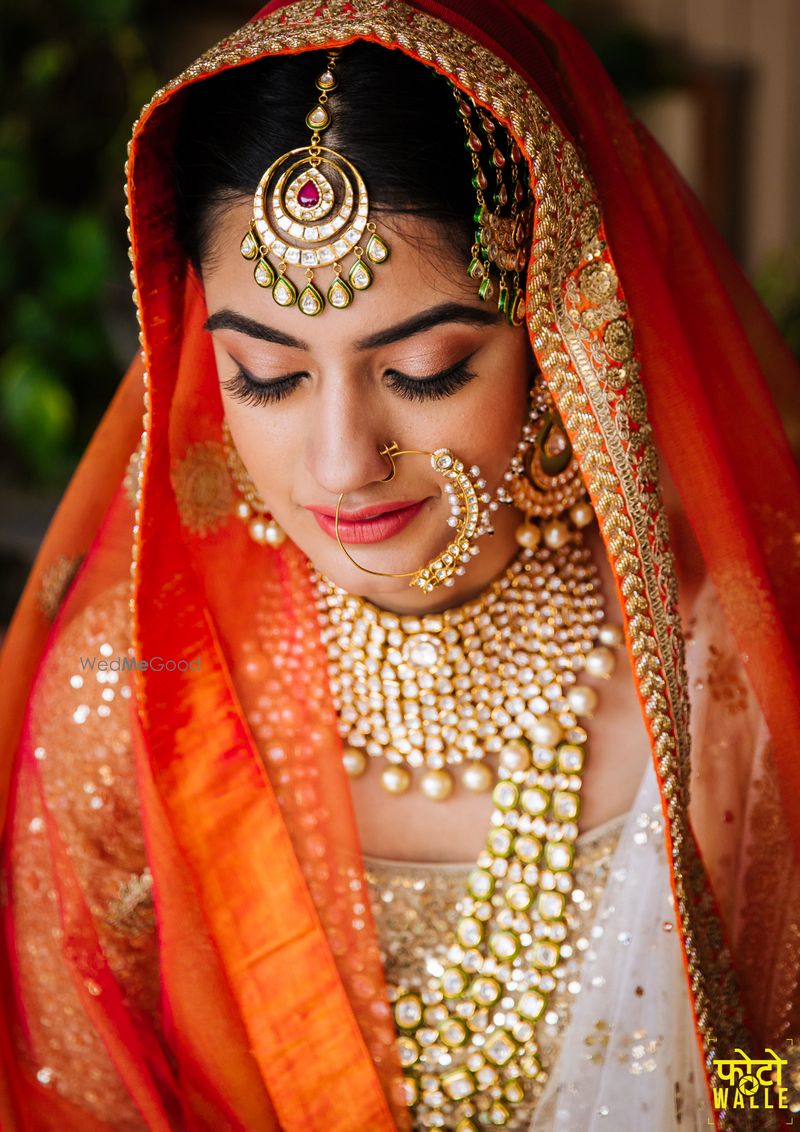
left=125, top=2, right=758, bottom=1125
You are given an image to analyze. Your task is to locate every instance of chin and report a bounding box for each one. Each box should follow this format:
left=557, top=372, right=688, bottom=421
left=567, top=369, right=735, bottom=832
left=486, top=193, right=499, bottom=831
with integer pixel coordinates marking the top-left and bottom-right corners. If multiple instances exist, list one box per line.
left=304, top=551, right=419, bottom=597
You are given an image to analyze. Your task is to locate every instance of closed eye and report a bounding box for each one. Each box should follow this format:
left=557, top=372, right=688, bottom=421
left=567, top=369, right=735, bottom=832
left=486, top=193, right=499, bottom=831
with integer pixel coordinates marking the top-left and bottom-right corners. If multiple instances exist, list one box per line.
left=220, top=365, right=309, bottom=406
left=383, top=352, right=478, bottom=401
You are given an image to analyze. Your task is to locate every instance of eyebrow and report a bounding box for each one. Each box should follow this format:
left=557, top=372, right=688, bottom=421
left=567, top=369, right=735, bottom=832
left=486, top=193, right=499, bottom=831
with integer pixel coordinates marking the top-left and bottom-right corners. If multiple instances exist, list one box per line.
left=202, top=302, right=503, bottom=352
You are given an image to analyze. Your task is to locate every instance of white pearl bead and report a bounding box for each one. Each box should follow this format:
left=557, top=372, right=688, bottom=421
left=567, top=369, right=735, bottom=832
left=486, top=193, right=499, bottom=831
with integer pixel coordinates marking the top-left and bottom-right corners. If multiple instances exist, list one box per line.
left=499, top=740, right=531, bottom=772
left=264, top=521, right=286, bottom=548
left=528, top=713, right=564, bottom=747
left=420, top=768, right=454, bottom=801
left=566, top=685, right=599, bottom=718
left=381, top=765, right=411, bottom=795
left=342, top=747, right=367, bottom=777
left=585, top=646, right=616, bottom=679
left=569, top=501, right=595, bottom=529
left=462, top=763, right=493, bottom=793
left=236, top=500, right=252, bottom=521
left=249, top=518, right=267, bottom=544
left=515, top=522, right=542, bottom=549
left=542, top=519, right=569, bottom=549
left=599, top=623, right=624, bottom=649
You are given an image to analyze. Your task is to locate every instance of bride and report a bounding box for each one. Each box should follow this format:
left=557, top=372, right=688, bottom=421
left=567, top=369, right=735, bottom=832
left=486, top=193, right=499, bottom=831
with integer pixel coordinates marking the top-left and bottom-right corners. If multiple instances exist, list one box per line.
left=1, top=2, right=799, bottom=1129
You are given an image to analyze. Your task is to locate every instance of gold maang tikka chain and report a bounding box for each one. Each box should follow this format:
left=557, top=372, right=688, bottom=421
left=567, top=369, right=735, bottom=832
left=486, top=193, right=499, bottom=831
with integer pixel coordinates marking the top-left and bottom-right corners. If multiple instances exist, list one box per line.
left=240, top=50, right=390, bottom=315
left=454, top=87, right=532, bottom=326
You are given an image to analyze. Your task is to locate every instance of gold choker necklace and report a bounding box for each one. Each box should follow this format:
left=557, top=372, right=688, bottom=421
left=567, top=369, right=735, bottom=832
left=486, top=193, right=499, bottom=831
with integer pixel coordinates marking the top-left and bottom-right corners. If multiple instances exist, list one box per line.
left=312, top=536, right=622, bottom=800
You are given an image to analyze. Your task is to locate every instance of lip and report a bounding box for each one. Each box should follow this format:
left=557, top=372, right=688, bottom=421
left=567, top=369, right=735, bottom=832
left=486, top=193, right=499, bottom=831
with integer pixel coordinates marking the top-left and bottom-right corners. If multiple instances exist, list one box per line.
left=307, top=499, right=427, bottom=544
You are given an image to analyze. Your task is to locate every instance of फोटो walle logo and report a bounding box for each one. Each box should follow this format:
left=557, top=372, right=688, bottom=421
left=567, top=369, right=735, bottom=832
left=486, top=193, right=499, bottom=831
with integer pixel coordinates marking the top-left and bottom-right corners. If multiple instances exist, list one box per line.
left=711, top=1047, right=790, bottom=1112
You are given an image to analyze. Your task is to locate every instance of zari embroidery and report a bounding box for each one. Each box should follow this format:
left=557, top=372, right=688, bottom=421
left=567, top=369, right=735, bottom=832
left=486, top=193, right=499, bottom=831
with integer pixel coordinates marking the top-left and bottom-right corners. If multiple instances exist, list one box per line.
left=170, top=439, right=234, bottom=536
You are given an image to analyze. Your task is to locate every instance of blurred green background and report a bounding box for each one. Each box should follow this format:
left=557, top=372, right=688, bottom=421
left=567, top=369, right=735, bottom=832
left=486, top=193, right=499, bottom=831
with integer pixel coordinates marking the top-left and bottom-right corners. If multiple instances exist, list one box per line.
left=1, top=0, right=799, bottom=626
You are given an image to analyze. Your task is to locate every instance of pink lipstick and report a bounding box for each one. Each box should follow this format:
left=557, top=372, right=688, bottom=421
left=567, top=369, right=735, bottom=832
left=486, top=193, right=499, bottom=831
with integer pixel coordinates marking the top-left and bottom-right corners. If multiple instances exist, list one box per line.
left=308, top=499, right=427, bottom=544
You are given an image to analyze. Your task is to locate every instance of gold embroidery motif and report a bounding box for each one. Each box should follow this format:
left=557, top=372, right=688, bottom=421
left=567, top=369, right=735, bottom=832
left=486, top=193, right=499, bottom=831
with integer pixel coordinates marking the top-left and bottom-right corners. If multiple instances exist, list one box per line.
left=579, top=261, right=618, bottom=304
left=105, top=867, right=156, bottom=937
left=699, top=644, right=748, bottom=713
left=37, top=553, right=84, bottom=620
left=171, top=439, right=234, bottom=536
left=714, top=562, right=777, bottom=636
left=602, top=318, right=635, bottom=362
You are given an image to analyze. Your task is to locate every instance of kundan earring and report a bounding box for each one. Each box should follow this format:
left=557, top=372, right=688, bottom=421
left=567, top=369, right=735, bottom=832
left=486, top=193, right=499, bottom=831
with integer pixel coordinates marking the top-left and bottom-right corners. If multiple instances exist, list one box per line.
left=335, top=443, right=495, bottom=593
left=222, top=419, right=286, bottom=548
left=497, top=381, right=595, bottom=549
left=239, top=49, right=390, bottom=315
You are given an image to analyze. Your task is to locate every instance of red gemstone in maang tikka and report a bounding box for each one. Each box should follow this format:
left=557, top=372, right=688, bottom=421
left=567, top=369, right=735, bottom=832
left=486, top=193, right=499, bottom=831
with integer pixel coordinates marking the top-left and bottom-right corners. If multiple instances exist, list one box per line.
left=297, top=179, right=321, bottom=208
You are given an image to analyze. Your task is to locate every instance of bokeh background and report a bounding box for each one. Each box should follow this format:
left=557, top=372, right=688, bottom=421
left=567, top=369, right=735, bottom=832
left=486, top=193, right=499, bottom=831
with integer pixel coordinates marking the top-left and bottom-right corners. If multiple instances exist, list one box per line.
left=2, top=0, right=799, bottom=630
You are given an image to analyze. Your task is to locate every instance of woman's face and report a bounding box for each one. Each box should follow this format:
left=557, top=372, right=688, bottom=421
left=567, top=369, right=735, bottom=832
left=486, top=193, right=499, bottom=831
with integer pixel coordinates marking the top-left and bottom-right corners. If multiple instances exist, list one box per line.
left=202, top=201, right=531, bottom=613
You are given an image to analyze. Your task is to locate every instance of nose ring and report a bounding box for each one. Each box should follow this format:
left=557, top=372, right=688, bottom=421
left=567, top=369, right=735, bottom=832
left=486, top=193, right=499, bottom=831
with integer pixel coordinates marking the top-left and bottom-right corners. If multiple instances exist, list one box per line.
left=379, top=441, right=400, bottom=482
left=333, top=445, right=489, bottom=592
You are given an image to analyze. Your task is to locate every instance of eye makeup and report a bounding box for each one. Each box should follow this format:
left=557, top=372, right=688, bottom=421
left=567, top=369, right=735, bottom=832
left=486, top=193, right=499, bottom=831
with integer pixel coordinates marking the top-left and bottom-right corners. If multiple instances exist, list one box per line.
left=220, top=352, right=479, bottom=407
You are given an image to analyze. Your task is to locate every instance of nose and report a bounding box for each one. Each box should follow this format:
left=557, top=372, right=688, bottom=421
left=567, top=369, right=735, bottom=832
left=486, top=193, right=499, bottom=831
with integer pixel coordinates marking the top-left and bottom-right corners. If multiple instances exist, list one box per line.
left=303, top=375, right=394, bottom=498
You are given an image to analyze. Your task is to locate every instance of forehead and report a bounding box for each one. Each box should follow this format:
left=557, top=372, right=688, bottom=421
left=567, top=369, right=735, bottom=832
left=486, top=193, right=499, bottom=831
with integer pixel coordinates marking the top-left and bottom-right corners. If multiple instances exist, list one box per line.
left=202, top=200, right=485, bottom=350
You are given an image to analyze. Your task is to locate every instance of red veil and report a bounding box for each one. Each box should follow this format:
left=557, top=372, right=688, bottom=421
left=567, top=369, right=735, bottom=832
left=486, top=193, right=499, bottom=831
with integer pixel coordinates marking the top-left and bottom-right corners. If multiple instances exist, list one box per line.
left=1, top=1, right=799, bottom=1129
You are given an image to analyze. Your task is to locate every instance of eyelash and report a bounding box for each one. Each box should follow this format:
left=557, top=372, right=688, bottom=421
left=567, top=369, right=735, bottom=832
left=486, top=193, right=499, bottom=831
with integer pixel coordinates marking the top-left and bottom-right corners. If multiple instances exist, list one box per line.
left=220, top=356, right=478, bottom=407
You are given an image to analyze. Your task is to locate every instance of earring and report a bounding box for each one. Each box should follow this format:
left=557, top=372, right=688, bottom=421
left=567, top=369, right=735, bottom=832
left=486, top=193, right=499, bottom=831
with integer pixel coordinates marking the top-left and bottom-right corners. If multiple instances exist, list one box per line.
left=222, top=420, right=287, bottom=548
left=334, top=443, right=494, bottom=592
left=497, top=381, right=595, bottom=548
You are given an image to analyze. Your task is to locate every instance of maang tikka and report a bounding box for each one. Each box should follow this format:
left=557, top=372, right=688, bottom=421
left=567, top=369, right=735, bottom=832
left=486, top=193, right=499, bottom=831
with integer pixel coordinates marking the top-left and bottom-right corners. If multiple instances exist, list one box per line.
left=240, top=49, right=390, bottom=315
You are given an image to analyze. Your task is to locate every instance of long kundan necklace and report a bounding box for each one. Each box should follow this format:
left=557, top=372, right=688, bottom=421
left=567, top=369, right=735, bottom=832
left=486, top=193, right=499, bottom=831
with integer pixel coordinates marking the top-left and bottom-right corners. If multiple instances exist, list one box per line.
left=312, top=531, right=624, bottom=1129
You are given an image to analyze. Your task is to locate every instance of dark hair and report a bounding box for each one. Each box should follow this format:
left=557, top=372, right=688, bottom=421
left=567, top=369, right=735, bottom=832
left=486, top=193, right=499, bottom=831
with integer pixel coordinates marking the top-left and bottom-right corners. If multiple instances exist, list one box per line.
left=174, top=42, right=479, bottom=269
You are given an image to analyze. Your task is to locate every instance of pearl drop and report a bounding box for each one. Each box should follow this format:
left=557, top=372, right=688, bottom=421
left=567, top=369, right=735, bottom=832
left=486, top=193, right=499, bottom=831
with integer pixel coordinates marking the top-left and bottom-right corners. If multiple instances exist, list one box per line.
left=566, top=685, right=599, bottom=718
left=599, top=623, right=624, bottom=649
left=420, top=767, right=454, bottom=801
left=499, top=740, right=531, bottom=772
left=585, top=646, right=616, bottom=680
left=381, top=765, right=412, bottom=795
left=249, top=518, right=267, bottom=543
left=542, top=519, right=569, bottom=549
left=515, top=522, right=542, bottom=549
left=569, top=501, right=594, bottom=529
left=264, top=521, right=286, bottom=548
left=343, top=747, right=367, bottom=777
left=528, top=713, right=564, bottom=747
left=462, top=763, right=493, bottom=793
left=236, top=500, right=252, bottom=520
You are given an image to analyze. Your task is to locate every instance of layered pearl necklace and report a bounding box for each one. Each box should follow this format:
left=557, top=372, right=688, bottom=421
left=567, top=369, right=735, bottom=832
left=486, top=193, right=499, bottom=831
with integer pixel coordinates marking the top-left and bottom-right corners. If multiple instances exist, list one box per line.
left=311, top=534, right=625, bottom=1129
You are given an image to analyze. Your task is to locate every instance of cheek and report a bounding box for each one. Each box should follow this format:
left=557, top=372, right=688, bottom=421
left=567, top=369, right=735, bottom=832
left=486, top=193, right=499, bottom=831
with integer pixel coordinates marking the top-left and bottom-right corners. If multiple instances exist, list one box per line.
left=441, top=346, right=529, bottom=477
